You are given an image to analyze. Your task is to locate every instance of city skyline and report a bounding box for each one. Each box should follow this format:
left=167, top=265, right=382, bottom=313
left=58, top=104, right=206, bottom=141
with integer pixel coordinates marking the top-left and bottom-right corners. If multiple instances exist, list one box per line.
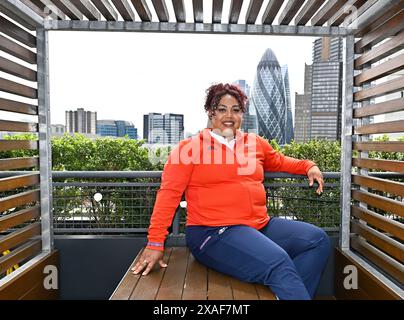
left=46, top=31, right=316, bottom=137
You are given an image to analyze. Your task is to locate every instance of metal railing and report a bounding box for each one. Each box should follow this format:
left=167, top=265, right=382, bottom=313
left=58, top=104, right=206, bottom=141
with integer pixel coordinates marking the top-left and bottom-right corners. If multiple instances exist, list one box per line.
left=50, top=171, right=342, bottom=234
left=1, top=171, right=402, bottom=236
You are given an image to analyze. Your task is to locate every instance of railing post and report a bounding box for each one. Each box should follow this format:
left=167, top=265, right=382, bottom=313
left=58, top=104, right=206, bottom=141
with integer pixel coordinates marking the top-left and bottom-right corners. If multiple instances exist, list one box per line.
left=37, top=27, right=54, bottom=252
left=340, top=34, right=354, bottom=250
left=172, top=208, right=181, bottom=235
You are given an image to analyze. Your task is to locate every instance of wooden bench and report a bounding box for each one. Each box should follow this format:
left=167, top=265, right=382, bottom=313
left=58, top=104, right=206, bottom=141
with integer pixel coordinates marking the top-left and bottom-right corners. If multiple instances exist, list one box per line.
left=110, top=247, right=276, bottom=300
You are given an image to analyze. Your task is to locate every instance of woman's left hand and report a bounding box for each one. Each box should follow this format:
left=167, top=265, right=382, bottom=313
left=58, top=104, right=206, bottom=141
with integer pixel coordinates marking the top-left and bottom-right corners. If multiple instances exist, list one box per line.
left=307, top=166, right=324, bottom=195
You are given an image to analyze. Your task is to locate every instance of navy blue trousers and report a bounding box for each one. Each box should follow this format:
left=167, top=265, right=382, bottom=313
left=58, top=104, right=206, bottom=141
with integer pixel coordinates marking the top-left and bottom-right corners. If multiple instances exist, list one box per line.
left=185, top=217, right=331, bottom=300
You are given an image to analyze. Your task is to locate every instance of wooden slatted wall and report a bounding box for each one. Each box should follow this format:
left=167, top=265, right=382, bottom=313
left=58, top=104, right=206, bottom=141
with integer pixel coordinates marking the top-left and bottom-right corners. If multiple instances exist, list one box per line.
left=351, top=5, right=404, bottom=287
left=0, top=8, right=42, bottom=281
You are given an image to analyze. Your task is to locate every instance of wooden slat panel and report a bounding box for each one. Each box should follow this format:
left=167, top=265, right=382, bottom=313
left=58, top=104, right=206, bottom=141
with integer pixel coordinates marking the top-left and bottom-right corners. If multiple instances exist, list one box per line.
left=230, top=278, right=259, bottom=299
left=335, top=247, right=401, bottom=300
left=354, top=120, right=404, bottom=135
left=152, top=0, right=169, bottom=22
left=255, top=284, right=277, bottom=300
left=0, top=157, right=38, bottom=170
left=229, top=0, right=243, bottom=24
left=353, top=141, right=404, bottom=153
left=328, top=0, right=366, bottom=26
left=355, top=30, right=404, bottom=69
left=0, top=240, right=41, bottom=275
left=182, top=253, right=208, bottom=300
left=0, top=98, right=38, bottom=116
left=353, top=97, right=404, bottom=118
left=18, top=0, right=47, bottom=18
left=294, top=0, right=325, bottom=25
left=0, top=2, right=36, bottom=31
left=0, top=205, right=40, bottom=232
left=19, top=279, right=57, bottom=300
left=28, top=0, right=46, bottom=11
left=0, top=35, right=37, bottom=65
left=352, top=173, right=404, bottom=197
left=355, top=10, right=404, bottom=54
left=111, top=0, right=136, bottom=21
left=351, top=205, right=404, bottom=241
left=0, top=120, right=38, bottom=132
left=129, top=248, right=173, bottom=300
left=351, top=220, right=403, bottom=263
left=0, top=78, right=37, bottom=99
left=351, top=236, right=404, bottom=284
left=90, top=0, right=118, bottom=21
left=0, top=173, right=39, bottom=192
left=311, top=0, right=346, bottom=26
left=193, top=0, right=203, bottom=23
left=245, top=0, right=264, bottom=24
left=0, top=189, right=40, bottom=212
left=262, top=0, right=284, bottom=25
left=212, top=0, right=223, bottom=23
left=109, top=249, right=143, bottom=300
left=0, top=57, right=36, bottom=82
left=37, top=0, right=67, bottom=20
left=156, top=247, right=188, bottom=299
left=69, top=0, right=101, bottom=21
left=207, top=268, right=233, bottom=300
left=278, top=0, right=305, bottom=25
left=0, top=140, right=38, bottom=152
left=0, top=15, right=36, bottom=48
left=352, top=157, right=404, bottom=173
left=354, top=77, right=404, bottom=102
left=0, top=250, right=58, bottom=300
left=354, top=53, right=404, bottom=86
left=51, top=0, right=83, bottom=20
left=355, top=1, right=404, bottom=38
left=0, top=222, right=41, bottom=253
left=130, top=0, right=152, bottom=22
left=351, top=189, right=404, bottom=218
left=172, top=0, right=185, bottom=22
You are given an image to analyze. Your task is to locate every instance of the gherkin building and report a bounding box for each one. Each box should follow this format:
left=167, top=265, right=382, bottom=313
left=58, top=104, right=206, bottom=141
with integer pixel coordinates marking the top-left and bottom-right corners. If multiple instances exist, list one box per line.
left=251, top=48, right=293, bottom=144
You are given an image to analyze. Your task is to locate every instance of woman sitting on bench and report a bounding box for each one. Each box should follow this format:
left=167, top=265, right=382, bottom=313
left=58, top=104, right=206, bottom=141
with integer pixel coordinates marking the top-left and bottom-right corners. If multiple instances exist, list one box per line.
left=132, top=83, right=330, bottom=300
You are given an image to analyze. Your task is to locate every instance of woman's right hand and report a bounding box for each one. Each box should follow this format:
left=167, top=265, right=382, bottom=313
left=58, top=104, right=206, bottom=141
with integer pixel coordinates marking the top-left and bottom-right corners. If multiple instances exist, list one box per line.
left=131, top=248, right=167, bottom=276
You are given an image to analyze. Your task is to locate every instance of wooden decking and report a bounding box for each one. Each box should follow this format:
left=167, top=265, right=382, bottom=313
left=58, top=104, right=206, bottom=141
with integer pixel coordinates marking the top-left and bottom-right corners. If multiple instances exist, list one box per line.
left=110, top=247, right=276, bottom=300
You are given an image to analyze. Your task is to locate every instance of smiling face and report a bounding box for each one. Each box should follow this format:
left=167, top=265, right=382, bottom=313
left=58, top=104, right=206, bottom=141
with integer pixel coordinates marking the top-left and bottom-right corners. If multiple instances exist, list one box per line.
left=209, top=94, right=243, bottom=137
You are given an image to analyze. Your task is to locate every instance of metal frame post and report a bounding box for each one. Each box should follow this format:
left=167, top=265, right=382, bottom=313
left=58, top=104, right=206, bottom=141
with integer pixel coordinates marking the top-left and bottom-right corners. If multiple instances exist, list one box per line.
left=340, top=35, right=355, bottom=250
left=37, top=27, right=54, bottom=252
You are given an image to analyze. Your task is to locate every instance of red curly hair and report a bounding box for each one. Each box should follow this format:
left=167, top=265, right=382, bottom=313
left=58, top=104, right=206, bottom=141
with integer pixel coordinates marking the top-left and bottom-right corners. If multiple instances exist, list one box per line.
left=204, top=83, right=248, bottom=114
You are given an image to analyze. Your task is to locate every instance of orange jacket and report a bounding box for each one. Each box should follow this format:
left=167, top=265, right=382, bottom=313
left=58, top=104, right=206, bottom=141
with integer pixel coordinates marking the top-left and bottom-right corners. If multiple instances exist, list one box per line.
left=146, top=129, right=316, bottom=251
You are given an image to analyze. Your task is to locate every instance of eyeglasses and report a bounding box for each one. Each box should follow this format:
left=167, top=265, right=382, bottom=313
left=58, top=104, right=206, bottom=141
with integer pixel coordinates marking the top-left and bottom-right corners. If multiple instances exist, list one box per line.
left=213, top=105, right=243, bottom=115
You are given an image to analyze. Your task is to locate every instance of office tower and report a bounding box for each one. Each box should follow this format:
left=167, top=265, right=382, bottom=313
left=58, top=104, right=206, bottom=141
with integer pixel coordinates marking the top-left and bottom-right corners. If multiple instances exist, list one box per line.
left=281, top=65, right=294, bottom=143
left=294, top=64, right=312, bottom=142
left=97, top=120, right=138, bottom=139
left=310, top=37, right=343, bottom=140
left=51, top=124, right=66, bottom=135
left=233, top=79, right=258, bottom=134
left=65, top=108, right=97, bottom=134
left=143, top=113, right=184, bottom=144
left=251, top=48, right=289, bottom=144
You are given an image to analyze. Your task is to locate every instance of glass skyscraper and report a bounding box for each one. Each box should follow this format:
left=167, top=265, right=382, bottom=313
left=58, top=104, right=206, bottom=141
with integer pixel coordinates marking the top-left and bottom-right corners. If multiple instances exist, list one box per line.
left=97, top=120, right=138, bottom=139
left=281, top=65, right=294, bottom=143
left=143, top=113, right=184, bottom=144
left=310, top=37, right=343, bottom=140
left=251, top=48, right=292, bottom=144
left=233, top=79, right=258, bottom=134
